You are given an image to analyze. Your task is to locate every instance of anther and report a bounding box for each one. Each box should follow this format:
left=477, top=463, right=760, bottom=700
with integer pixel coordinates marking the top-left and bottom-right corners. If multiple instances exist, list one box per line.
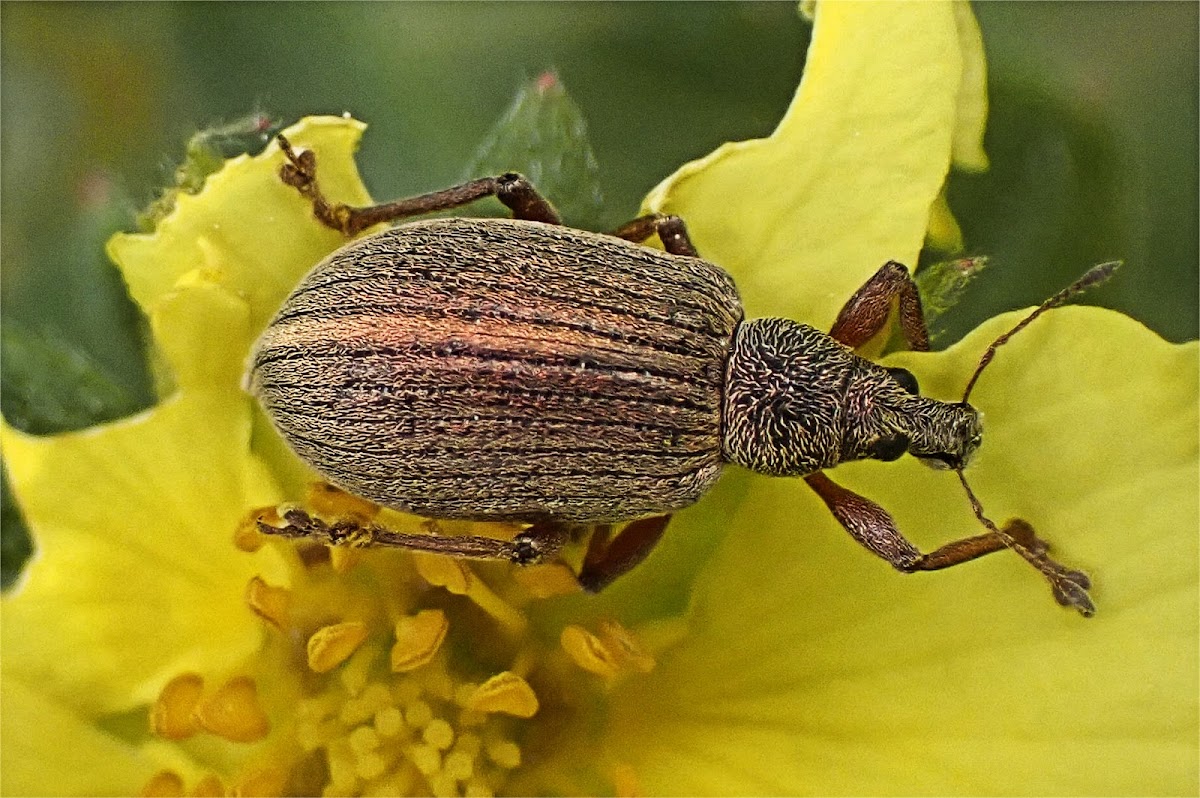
left=245, top=576, right=290, bottom=629
left=466, top=672, right=539, bottom=718
left=140, top=770, right=184, bottom=797
left=195, top=676, right=270, bottom=743
left=150, top=672, right=204, bottom=740
left=391, top=609, right=450, bottom=673
left=307, top=621, right=369, bottom=673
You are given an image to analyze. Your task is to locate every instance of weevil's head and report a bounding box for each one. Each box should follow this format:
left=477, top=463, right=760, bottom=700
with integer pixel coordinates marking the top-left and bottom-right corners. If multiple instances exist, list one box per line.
left=721, top=318, right=982, bottom=476
left=839, top=361, right=982, bottom=470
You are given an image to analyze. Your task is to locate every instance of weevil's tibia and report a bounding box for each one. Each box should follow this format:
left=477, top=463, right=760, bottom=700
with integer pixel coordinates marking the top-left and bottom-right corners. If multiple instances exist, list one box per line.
left=828, top=261, right=931, bottom=352
left=610, top=214, right=700, bottom=258
left=804, top=472, right=1094, bottom=616
left=276, top=134, right=561, bottom=236
left=257, top=506, right=569, bottom=566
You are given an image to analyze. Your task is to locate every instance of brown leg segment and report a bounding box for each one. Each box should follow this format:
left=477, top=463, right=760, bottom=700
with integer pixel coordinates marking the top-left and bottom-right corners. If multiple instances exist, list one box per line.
left=610, top=214, right=699, bottom=257
left=276, top=135, right=561, bottom=235
left=829, top=261, right=930, bottom=351
left=257, top=506, right=569, bottom=566
left=804, top=472, right=1094, bottom=615
left=577, top=515, right=673, bottom=593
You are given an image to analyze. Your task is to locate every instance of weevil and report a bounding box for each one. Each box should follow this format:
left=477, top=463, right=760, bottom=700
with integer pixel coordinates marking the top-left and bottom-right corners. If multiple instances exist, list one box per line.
left=250, top=134, right=1106, bottom=615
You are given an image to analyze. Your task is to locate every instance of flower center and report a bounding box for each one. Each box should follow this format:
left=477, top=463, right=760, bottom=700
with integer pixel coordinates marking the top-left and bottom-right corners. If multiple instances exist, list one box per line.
left=142, top=486, right=656, bottom=797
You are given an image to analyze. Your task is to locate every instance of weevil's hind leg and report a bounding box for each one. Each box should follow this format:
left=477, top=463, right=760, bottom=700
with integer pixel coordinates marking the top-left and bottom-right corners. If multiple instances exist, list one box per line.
left=804, top=472, right=1094, bottom=615
left=276, top=134, right=561, bottom=236
left=610, top=214, right=699, bottom=257
left=829, top=261, right=930, bottom=351
left=257, top=506, right=569, bottom=565
left=576, top=515, right=673, bottom=593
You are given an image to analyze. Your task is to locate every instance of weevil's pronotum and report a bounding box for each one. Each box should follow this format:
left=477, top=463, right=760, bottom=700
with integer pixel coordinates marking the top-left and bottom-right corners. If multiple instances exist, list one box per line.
left=250, top=135, right=1110, bottom=615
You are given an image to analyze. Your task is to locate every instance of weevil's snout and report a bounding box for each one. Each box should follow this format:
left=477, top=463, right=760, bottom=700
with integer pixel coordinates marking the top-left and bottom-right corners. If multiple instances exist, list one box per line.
left=910, top=402, right=983, bottom=470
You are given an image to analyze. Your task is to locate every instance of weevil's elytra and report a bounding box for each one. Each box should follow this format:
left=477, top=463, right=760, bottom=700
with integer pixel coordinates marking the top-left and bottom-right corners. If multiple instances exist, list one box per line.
left=252, top=218, right=742, bottom=523
left=251, top=134, right=1100, bottom=613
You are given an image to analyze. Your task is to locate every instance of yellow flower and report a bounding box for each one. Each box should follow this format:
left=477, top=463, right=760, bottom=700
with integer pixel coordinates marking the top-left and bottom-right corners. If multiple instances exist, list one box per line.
left=3, top=3, right=1197, bottom=797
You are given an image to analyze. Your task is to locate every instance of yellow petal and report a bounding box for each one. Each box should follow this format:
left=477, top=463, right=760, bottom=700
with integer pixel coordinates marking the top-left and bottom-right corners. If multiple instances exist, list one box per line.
left=1, top=392, right=287, bottom=715
left=643, top=1, right=965, bottom=329
left=0, top=676, right=165, bottom=796
left=609, top=308, right=1198, bottom=794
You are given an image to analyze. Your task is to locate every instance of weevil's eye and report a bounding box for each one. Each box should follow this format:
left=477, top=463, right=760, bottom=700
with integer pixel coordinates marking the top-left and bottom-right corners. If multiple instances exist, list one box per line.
left=868, top=433, right=910, bottom=461
left=886, top=367, right=919, bottom=394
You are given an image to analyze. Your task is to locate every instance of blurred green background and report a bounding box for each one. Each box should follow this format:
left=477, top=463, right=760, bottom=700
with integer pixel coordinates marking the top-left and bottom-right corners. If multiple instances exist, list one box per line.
left=1, top=3, right=1197, bottom=582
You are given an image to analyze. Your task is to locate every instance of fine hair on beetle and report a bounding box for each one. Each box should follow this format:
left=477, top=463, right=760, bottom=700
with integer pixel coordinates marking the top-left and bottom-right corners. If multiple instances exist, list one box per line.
left=251, top=133, right=1114, bottom=617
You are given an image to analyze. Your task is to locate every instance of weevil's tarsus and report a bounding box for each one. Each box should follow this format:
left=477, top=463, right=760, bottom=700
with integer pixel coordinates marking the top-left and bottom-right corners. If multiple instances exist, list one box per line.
left=256, top=506, right=569, bottom=566
left=276, top=134, right=561, bottom=236
left=578, top=515, right=673, bottom=593
left=829, top=260, right=931, bottom=352
left=610, top=214, right=700, bottom=257
left=962, top=261, right=1121, bottom=403
left=955, top=469, right=1095, bottom=617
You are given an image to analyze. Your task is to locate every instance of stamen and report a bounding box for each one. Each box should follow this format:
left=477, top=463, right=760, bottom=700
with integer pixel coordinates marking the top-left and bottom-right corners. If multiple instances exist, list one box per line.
left=560, top=625, right=621, bottom=681
left=231, top=767, right=287, bottom=797
left=245, top=576, right=291, bottom=629
left=189, top=775, right=225, bottom=797
left=150, top=672, right=204, bottom=740
left=140, top=770, right=184, bottom=797
left=328, top=546, right=364, bottom=574
left=235, top=507, right=275, bottom=552
left=308, top=621, right=370, bottom=673
left=195, top=676, right=270, bottom=743
left=413, top=555, right=527, bottom=633
left=512, top=562, right=583, bottom=598
left=466, top=672, right=539, bottom=718
left=391, top=609, right=450, bottom=673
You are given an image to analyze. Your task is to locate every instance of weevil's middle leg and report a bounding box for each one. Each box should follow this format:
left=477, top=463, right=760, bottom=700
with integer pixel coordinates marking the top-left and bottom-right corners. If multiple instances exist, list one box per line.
left=610, top=214, right=699, bottom=257
left=576, top=514, right=673, bottom=593
left=829, top=260, right=930, bottom=351
left=257, top=506, right=570, bottom=565
left=276, top=135, right=561, bottom=236
left=804, top=472, right=1095, bottom=615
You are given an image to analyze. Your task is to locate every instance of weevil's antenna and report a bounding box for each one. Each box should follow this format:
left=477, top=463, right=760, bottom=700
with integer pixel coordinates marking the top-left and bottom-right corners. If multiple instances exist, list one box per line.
left=950, top=261, right=1118, bottom=617
left=954, top=467, right=1096, bottom=616
left=961, top=261, right=1121, bottom=403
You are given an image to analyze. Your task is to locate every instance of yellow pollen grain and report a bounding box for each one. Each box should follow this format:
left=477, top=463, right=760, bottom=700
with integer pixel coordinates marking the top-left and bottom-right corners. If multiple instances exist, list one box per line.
left=423, top=717, right=455, bottom=750
left=307, top=621, right=370, bottom=673
left=444, top=749, right=475, bottom=781
left=408, top=742, right=442, bottom=776
left=189, top=774, right=225, bottom=797
left=466, top=672, right=539, bottom=718
left=375, top=706, right=404, bottom=737
left=349, top=724, right=380, bottom=754
left=194, top=675, right=270, bottom=743
left=485, top=739, right=521, bottom=770
left=464, top=776, right=495, bottom=797
left=141, top=770, right=184, bottom=797
left=405, top=699, right=434, bottom=729
left=414, top=554, right=527, bottom=633
left=391, top=608, right=449, bottom=673
left=560, top=624, right=621, bottom=680
left=150, top=672, right=204, bottom=740
left=232, top=766, right=287, bottom=798
left=356, top=750, right=387, bottom=780
left=429, top=772, right=459, bottom=798
left=455, top=732, right=482, bottom=758
left=245, top=575, right=291, bottom=629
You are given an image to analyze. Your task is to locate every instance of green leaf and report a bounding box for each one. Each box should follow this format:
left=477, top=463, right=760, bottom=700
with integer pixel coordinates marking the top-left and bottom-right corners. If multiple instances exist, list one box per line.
left=462, top=72, right=604, bottom=228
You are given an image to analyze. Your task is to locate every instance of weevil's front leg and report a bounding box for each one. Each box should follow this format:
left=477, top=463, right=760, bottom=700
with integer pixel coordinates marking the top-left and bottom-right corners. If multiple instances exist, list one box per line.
left=576, top=515, right=673, bottom=593
left=257, top=506, right=570, bottom=566
left=804, top=473, right=1095, bottom=615
left=277, top=135, right=561, bottom=236
left=610, top=214, right=699, bottom=257
left=829, top=261, right=930, bottom=351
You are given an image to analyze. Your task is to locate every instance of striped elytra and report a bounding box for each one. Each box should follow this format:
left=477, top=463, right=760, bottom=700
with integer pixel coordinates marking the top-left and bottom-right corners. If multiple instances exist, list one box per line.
left=250, top=217, right=743, bottom=523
